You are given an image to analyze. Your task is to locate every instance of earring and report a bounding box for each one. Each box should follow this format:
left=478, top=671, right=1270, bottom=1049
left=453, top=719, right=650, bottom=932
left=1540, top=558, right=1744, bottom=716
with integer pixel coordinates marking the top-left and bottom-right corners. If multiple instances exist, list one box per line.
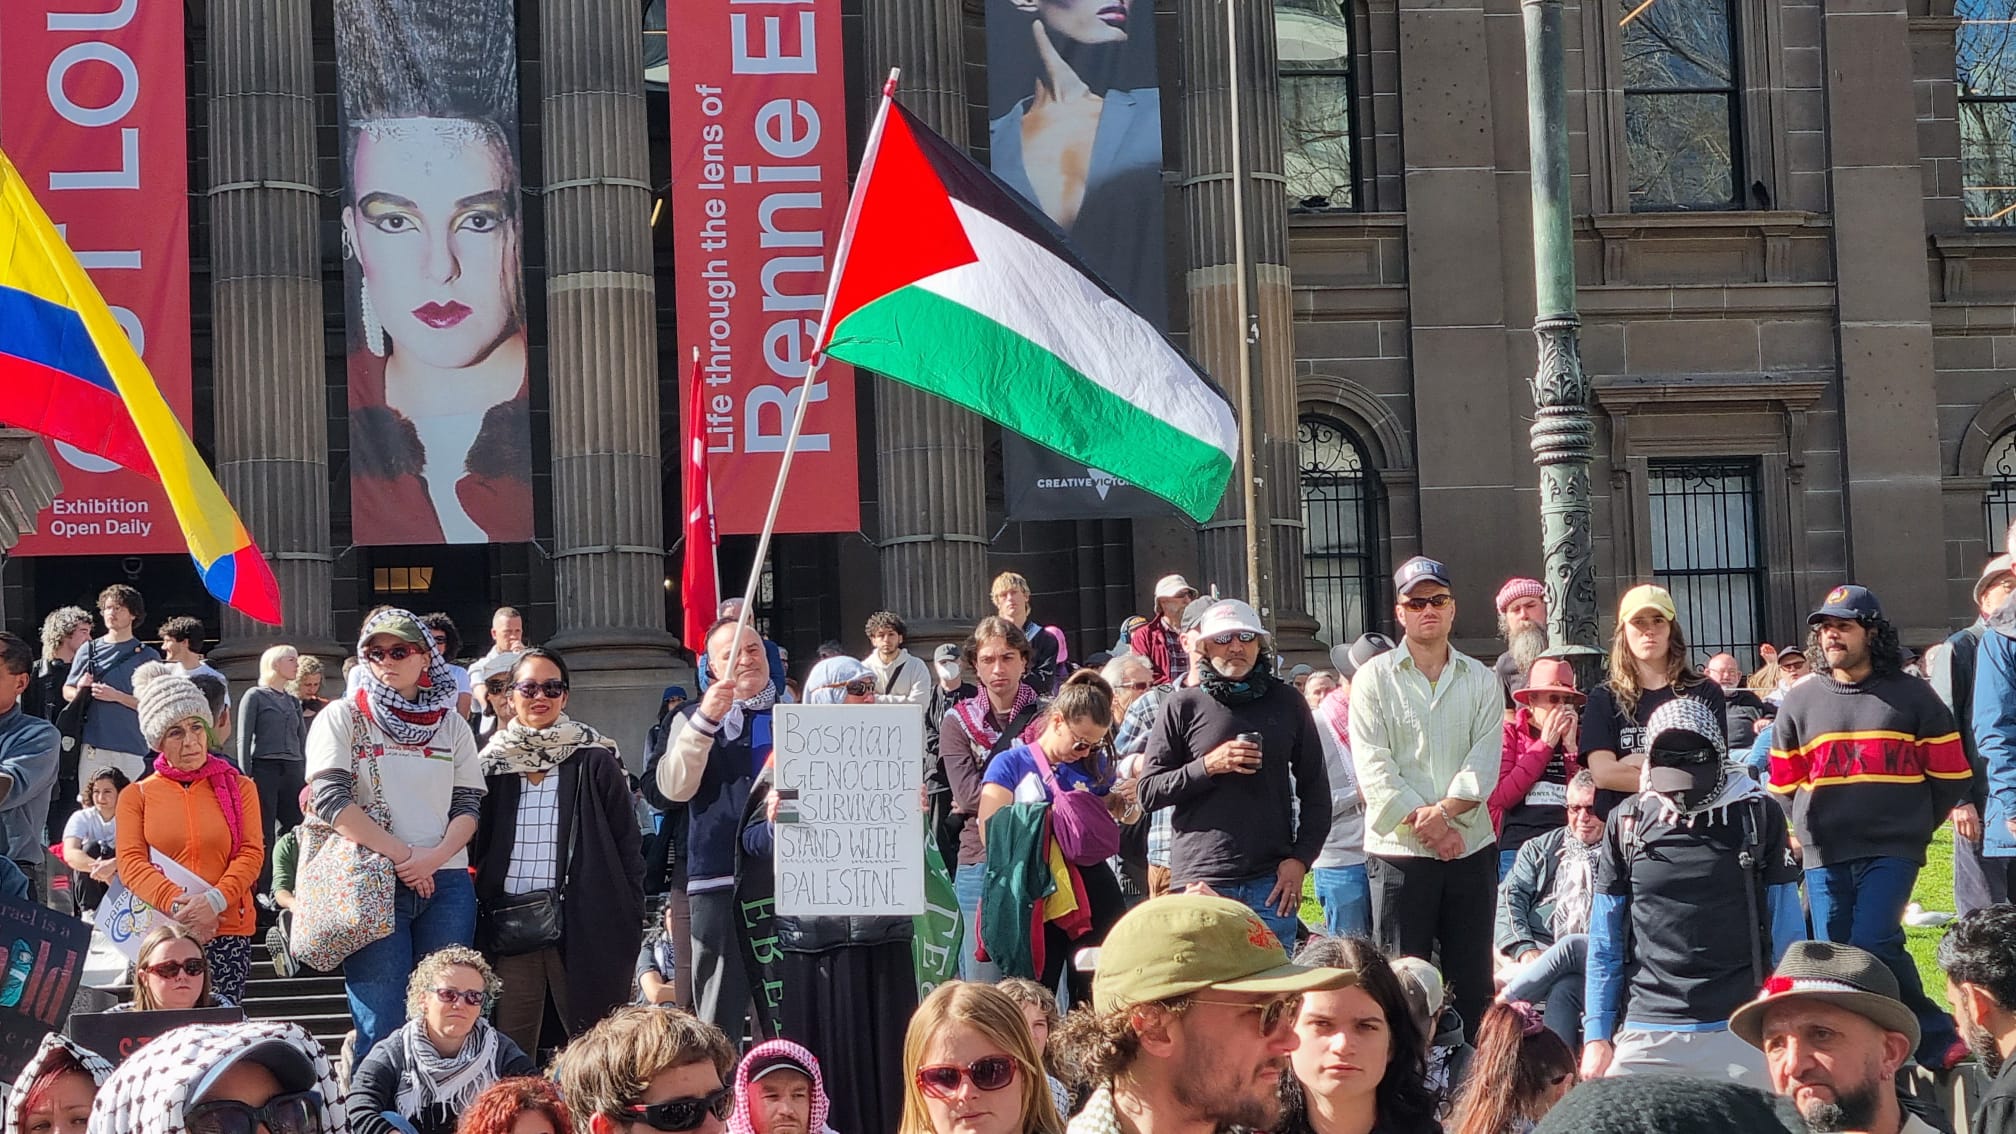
left=360, top=282, right=386, bottom=358
left=341, top=228, right=356, bottom=260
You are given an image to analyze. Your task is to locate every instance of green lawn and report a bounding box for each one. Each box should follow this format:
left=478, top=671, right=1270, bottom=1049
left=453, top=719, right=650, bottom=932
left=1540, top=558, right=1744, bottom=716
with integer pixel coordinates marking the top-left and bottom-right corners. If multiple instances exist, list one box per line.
left=1300, top=825, right=1962, bottom=1009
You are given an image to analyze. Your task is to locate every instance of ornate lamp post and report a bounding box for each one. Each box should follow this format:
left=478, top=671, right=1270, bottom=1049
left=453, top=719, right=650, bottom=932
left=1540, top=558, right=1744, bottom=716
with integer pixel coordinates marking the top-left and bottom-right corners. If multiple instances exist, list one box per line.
left=1521, top=0, right=1603, bottom=676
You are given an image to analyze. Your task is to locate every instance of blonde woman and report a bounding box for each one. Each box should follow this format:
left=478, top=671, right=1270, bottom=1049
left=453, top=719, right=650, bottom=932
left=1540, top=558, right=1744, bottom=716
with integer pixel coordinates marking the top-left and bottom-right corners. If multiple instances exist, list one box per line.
left=1577, top=585, right=1725, bottom=818
left=346, top=946, right=534, bottom=1134
left=291, top=654, right=330, bottom=726
left=123, top=923, right=228, bottom=1011
left=238, top=645, right=307, bottom=894
left=900, top=982, right=1063, bottom=1134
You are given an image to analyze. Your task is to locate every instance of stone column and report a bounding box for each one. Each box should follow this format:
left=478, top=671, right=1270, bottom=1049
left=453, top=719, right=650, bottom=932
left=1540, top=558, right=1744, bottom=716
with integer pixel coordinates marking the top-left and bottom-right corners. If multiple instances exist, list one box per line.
left=207, top=0, right=340, bottom=674
left=1822, top=0, right=1946, bottom=644
left=863, top=0, right=991, bottom=643
left=1179, top=0, right=1321, bottom=657
left=541, top=0, right=679, bottom=762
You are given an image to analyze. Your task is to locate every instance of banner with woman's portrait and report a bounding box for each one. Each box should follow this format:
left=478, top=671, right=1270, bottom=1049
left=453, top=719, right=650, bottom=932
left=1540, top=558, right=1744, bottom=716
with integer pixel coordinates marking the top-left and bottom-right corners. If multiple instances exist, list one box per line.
left=335, top=0, right=532, bottom=545
left=986, top=0, right=1177, bottom=521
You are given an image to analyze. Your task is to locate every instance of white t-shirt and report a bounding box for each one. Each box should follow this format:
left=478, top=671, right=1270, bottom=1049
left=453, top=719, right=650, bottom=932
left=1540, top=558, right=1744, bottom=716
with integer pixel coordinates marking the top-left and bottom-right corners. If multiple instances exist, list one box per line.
left=304, top=696, right=485, bottom=869
left=63, top=807, right=116, bottom=851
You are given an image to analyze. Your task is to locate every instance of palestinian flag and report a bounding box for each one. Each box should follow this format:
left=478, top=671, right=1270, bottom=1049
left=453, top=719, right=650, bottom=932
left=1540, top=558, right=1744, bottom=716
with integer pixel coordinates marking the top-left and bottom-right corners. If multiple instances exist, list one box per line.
left=812, top=96, right=1238, bottom=523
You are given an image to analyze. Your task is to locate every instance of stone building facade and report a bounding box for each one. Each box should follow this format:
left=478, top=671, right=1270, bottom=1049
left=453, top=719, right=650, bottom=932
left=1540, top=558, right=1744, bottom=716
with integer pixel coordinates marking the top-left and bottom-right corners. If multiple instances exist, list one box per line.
left=6, top=0, right=2016, bottom=753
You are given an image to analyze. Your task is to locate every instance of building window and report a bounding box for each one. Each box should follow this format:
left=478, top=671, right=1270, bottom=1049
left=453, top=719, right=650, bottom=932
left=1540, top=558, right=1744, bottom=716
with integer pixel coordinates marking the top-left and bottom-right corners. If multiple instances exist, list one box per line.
left=1277, top=0, right=1356, bottom=211
left=1961, top=0, right=2016, bottom=224
left=1620, top=0, right=1741, bottom=211
left=1647, top=459, right=1764, bottom=665
left=1299, top=415, right=1378, bottom=647
left=371, top=566, right=434, bottom=594
left=1988, top=428, right=2016, bottom=547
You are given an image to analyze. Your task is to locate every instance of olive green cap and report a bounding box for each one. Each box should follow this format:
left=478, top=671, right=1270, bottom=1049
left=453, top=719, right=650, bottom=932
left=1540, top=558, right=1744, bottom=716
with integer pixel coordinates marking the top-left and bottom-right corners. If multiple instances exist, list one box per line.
left=1090, top=895, right=1356, bottom=1015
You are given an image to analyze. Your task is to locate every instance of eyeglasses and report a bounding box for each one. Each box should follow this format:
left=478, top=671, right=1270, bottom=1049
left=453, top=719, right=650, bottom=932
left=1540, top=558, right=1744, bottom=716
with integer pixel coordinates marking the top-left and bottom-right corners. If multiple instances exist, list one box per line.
left=843, top=676, right=877, bottom=696
left=364, top=643, right=424, bottom=664
left=1210, top=630, right=1259, bottom=646
left=1119, top=681, right=1151, bottom=692
left=619, top=1088, right=733, bottom=1132
left=485, top=677, right=514, bottom=694
left=140, top=956, right=207, bottom=979
left=512, top=678, right=569, bottom=700
left=1401, top=594, right=1455, bottom=611
left=1190, top=995, right=1303, bottom=1036
left=430, top=986, right=486, bottom=1007
left=187, top=1092, right=324, bottom=1134
left=1780, top=657, right=1808, bottom=670
left=914, top=1055, right=1019, bottom=1099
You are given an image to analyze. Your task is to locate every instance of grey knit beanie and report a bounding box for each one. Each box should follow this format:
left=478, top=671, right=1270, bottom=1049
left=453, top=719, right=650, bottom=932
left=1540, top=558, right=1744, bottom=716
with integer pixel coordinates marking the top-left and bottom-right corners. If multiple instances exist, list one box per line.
left=132, top=661, right=212, bottom=752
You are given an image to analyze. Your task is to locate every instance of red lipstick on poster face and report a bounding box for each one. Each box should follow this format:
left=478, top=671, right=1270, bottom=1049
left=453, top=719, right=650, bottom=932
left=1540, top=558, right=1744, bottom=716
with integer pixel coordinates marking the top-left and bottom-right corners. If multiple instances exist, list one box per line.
left=1098, top=2, right=1128, bottom=27
left=412, top=301, right=472, bottom=329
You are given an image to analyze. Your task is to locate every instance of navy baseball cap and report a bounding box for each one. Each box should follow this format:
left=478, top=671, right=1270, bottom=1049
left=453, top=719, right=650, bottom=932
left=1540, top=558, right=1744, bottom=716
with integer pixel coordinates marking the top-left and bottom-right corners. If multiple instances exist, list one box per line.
left=1809, top=584, right=1882, bottom=625
left=1393, top=556, right=1452, bottom=596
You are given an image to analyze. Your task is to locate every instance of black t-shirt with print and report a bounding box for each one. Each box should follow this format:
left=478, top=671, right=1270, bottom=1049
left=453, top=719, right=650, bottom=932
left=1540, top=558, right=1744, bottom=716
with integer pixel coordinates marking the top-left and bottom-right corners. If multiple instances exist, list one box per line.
left=1499, top=742, right=1571, bottom=855
left=1595, top=792, right=1799, bottom=1028
left=1581, top=679, right=1728, bottom=818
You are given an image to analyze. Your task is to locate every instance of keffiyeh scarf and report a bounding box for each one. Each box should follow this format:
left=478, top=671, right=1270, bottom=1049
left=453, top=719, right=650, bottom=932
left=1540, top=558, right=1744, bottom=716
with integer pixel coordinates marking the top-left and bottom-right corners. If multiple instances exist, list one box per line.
left=1551, top=835, right=1603, bottom=940
left=91, top=1020, right=346, bottom=1134
left=951, top=683, right=1040, bottom=749
left=8, top=1033, right=112, bottom=1134
left=357, top=607, right=459, bottom=747
left=396, top=1016, right=501, bottom=1120
left=481, top=714, right=614, bottom=776
left=720, top=683, right=779, bottom=742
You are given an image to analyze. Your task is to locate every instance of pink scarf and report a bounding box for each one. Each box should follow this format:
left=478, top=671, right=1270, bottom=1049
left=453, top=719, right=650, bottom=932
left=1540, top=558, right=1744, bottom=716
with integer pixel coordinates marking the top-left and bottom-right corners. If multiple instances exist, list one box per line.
left=1317, top=685, right=1351, bottom=745
left=152, top=753, right=247, bottom=856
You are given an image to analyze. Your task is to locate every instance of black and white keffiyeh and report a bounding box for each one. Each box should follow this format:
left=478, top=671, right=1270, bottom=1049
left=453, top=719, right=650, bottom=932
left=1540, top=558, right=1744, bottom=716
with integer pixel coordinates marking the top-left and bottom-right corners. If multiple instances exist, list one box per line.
left=480, top=714, right=615, bottom=776
left=10, top=1033, right=113, bottom=1134
left=357, top=607, right=459, bottom=747
left=87, top=1020, right=344, bottom=1134
left=395, top=1016, right=501, bottom=1120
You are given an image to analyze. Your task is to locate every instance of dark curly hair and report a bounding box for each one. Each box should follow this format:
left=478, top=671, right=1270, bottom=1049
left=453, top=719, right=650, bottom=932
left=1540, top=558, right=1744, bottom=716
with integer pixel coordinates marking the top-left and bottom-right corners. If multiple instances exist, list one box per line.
left=1805, top=614, right=1904, bottom=678
left=1279, top=937, right=1443, bottom=1134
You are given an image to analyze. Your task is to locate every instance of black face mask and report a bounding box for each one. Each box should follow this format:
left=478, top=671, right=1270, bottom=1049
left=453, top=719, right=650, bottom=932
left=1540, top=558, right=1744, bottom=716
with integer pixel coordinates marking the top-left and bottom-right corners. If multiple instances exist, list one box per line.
left=1648, top=739, right=1725, bottom=812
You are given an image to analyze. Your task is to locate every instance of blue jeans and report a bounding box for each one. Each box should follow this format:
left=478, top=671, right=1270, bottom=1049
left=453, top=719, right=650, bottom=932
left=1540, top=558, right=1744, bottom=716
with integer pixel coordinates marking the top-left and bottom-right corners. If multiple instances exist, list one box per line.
left=953, top=863, right=1001, bottom=983
left=1806, top=856, right=1958, bottom=1064
left=1312, top=865, right=1371, bottom=938
left=343, top=869, right=476, bottom=1059
left=1499, top=847, right=1520, bottom=882
left=1213, top=873, right=1302, bottom=951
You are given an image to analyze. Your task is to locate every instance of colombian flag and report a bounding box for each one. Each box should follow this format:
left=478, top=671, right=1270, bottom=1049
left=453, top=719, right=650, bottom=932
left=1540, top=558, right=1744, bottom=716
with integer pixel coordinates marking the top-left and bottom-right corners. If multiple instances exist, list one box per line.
left=0, top=148, right=281, bottom=624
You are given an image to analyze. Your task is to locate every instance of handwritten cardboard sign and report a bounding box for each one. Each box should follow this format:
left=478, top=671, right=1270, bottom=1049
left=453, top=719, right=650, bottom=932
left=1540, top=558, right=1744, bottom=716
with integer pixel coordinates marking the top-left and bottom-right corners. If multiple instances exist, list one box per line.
left=0, top=900, right=89, bottom=1080
left=69, top=1005, right=245, bottom=1065
left=772, top=703, right=925, bottom=916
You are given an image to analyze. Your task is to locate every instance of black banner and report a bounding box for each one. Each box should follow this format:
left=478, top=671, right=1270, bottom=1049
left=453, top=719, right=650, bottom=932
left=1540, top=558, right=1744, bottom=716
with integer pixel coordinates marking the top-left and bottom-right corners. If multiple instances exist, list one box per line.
left=0, top=901, right=88, bottom=1081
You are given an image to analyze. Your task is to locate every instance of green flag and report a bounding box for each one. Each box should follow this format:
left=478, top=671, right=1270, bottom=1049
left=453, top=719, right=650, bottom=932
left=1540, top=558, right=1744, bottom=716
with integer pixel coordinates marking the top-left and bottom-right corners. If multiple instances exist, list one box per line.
left=914, top=834, right=962, bottom=996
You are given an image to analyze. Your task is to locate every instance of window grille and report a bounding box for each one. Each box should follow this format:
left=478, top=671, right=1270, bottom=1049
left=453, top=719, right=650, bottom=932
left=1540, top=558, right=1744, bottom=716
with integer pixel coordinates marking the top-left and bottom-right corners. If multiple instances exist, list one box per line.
left=1299, top=416, right=1379, bottom=647
left=1647, top=458, right=1764, bottom=664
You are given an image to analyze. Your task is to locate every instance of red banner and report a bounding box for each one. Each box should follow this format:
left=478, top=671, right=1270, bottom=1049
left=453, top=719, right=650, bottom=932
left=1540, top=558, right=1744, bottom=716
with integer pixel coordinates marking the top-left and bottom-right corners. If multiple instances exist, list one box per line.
left=670, top=0, right=859, bottom=534
left=0, top=0, right=191, bottom=556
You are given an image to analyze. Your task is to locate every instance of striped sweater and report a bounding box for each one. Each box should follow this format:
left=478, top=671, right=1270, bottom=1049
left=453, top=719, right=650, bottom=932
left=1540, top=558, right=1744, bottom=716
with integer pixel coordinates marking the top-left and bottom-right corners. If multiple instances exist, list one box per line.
left=1767, top=670, right=1971, bottom=867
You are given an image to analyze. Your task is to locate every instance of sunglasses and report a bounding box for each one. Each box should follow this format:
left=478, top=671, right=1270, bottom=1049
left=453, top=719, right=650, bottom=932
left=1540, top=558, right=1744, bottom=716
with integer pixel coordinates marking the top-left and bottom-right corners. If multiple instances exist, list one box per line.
left=1401, top=594, right=1455, bottom=611
left=512, top=678, right=569, bottom=699
left=620, top=1088, right=733, bottom=1132
left=1069, top=732, right=1109, bottom=753
left=364, top=643, right=424, bottom=664
left=140, top=956, right=207, bottom=979
left=844, top=677, right=877, bottom=696
left=430, top=986, right=486, bottom=1007
left=1210, top=630, right=1260, bottom=646
left=1190, top=994, right=1303, bottom=1036
left=187, top=1092, right=323, bottom=1134
left=915, top=1055, right=1019, bottom=1099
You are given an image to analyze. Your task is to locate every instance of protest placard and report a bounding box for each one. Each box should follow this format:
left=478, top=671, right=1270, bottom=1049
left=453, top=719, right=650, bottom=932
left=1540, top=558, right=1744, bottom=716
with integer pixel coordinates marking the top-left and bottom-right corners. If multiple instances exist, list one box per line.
left=96, top=851, right=209, bottom=962
left=772, top=703, right=925, bottom=916
left=69, top=1005, right=244, bottom=1065
left=0, top=899, right=89, bottom=1080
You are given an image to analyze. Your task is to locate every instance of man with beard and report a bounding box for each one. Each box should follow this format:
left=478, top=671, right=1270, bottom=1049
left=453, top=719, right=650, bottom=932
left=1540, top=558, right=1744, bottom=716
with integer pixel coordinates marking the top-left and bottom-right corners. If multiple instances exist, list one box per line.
left=1768, top=585, right=1970, bottom=1069
left=1129, top=574, right=1199, bottom=686
left=1582, top=697, right=1803, bottom=1084
left=1732, top=940, right=1939, bottom=1134
left=726, top=1040, right=837, bottom=1134
left=1349, top=556, right=1504, bottom=1042
left=1495, top=578, right=1550, bottom=704
left=1939, top=904, right=2016, bottom=1133
left=1141, top=599, right=1331, bottom=944
left=1055, top=894, right=1357, bottom=1134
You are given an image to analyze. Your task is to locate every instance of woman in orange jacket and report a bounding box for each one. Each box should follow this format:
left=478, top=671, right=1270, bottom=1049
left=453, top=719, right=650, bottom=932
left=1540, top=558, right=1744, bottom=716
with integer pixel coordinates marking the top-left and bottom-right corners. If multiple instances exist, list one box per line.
left=116, top=662, right=263, bottom=1003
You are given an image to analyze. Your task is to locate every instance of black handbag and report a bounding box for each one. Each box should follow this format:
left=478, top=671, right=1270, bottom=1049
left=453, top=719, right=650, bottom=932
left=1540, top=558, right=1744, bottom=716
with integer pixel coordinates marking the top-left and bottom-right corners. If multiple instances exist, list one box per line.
left=479, top=770, right=580, bottom=957
left=52, top=647, right=95, bottom=756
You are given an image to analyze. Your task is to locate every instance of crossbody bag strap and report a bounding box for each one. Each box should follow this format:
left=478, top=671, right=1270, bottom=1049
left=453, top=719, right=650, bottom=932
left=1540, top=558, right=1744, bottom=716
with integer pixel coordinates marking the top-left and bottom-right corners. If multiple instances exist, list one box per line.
left=988, top=705, right=1042, bottom=760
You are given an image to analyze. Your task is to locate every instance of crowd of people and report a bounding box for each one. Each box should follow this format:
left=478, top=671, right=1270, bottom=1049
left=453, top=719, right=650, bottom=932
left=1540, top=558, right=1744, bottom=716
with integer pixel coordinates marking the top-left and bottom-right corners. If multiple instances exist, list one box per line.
left=14, top=534, right=2016, bottom=1134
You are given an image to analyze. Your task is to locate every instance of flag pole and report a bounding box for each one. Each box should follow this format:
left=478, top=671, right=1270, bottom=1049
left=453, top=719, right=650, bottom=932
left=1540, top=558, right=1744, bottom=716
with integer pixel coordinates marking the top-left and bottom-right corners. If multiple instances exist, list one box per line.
left=1224, top=0, right=1264, bottom=618
left=725, top=68, right=903, bottom=653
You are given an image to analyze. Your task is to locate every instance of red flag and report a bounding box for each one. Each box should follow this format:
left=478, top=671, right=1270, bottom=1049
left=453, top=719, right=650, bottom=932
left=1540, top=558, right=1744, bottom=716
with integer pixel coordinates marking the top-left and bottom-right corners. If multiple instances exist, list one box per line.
left=680, top=349, right=719, bottom=652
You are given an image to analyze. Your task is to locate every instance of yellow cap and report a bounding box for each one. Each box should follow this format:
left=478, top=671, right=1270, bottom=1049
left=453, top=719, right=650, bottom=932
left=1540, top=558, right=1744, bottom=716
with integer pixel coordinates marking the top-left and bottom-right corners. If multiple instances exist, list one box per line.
left=1089, top=895, right=1356, bottom=1014
left=1618, top=583, right=1677, bottom=623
